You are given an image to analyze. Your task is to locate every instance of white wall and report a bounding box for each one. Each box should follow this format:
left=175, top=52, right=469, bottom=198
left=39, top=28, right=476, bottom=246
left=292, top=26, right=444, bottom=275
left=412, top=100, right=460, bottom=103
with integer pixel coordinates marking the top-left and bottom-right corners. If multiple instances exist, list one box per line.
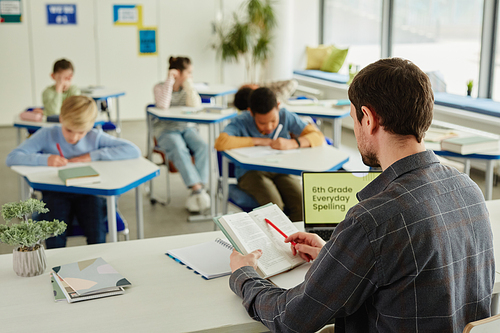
left=0, top=0, right=320, bottom=126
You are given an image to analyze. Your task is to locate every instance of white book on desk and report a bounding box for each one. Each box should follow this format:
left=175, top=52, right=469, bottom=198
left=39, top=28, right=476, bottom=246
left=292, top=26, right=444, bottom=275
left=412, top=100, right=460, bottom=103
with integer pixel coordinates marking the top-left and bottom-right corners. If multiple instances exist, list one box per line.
left=166, top=238, right=233, bottom=280
left=441, top=136, right=499, bottom=155
left=214, top=204, right=305, bottom=279
left=229, top=146, right=297, bottom=158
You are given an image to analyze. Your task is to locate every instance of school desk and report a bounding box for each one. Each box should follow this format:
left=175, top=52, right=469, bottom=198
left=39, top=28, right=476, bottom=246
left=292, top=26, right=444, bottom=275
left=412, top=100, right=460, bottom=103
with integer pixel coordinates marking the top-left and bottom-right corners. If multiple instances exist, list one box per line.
left=146, top=105, right=238, bottom=221
left=11, top=158, right=159, bottom=242
left=220, top=145, right=350, bottom=214
left=283, top=101, right=350, bottom=148
left=82, top=87, right=126, bottom=137
left=425, top=120, right=500, bottom=200
left=196, top=84, right=237, bottom=107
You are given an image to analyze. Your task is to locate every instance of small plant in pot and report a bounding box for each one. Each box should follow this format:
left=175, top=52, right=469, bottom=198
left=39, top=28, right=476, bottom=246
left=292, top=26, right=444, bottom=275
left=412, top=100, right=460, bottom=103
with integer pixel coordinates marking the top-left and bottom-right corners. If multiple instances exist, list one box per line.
left=0, top=198, right=66, bottom=277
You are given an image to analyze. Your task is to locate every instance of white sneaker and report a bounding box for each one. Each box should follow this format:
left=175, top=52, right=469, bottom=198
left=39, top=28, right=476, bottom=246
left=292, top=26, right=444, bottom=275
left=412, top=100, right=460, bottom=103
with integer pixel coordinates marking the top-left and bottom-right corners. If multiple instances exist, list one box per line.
left=196, top=190, right=211, bottom=211
left=185, top=193, right=201, bottom=213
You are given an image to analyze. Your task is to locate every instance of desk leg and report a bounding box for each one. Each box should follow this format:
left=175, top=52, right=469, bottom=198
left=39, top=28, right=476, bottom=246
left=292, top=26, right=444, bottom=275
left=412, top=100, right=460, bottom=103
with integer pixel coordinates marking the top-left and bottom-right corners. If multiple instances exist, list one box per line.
left=146, top=112, right=155, bottom=198
left=222, top=95, right=228, bottom=108
left=332, top=118, right=341, bottom=148
left=115, top=97, right=121, bottom=137
left=136, top=186, right=144, bottom=239
left=464, top=159, right=471, bottom=176
left=485, top=160, right=494, bottom=201
left=222, top=155, right=229, bottom=215
left=107, top=196, right=118, bottom=242
left=17, top=128, right=21, bottom=145
left=492, top=293, right=499, bottom=315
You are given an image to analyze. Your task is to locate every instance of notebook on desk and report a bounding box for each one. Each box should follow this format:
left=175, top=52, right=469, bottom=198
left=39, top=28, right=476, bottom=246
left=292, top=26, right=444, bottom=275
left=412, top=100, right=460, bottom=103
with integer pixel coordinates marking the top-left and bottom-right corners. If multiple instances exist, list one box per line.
left=302, top=171, right=381, bottom=241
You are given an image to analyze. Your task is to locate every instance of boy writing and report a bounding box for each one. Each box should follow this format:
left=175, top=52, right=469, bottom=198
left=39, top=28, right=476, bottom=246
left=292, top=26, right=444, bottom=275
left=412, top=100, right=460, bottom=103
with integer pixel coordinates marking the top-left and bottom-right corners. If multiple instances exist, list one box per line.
left=6, top=96, right=141, bottom=248
left=214, top=87, right=324, bottom=221
left=41, top=59, right=81, bottom=116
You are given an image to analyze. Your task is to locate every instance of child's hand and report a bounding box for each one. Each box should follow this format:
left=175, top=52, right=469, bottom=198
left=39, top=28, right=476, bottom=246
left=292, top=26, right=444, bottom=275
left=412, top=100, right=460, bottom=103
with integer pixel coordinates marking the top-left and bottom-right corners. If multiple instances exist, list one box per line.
left=68, top=153, right=91, bottom=163
left=168, top=69, right=180, bottom=80
left=48, top=155, right=68, bottom=167
left=252, top=137, right=273, bottom=146
left=271, top=138, right=298, bottom=150
left=32, top=108, right=44, bottom=114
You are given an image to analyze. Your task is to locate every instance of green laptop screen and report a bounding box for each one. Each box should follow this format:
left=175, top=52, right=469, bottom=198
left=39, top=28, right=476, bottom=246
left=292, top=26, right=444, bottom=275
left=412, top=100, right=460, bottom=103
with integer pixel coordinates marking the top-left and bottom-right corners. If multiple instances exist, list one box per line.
left=302, top=171, right=381, bottom=225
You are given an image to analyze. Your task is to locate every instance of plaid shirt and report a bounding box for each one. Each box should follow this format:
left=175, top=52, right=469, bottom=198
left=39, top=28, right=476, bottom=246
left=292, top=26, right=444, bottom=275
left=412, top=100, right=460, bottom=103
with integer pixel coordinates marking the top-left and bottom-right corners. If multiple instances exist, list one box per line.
left=230, top=150, right=495, bottom=333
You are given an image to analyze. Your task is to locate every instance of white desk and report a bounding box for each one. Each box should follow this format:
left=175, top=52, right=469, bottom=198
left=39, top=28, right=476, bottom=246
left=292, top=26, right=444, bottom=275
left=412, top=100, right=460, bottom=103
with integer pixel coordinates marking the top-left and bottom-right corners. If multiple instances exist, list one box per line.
left=284, top=100, right=350, bottom=148
left=0, top=230, right=267, bottom=333
left=196, top=84, right=237, bottom=107
left=221, top=145, right=350, bottom=214
left=82, top=88, right=126, bottom=137
left=146, top=106, right=238, bottom=221
left=11, top=158, right=160, bottom=243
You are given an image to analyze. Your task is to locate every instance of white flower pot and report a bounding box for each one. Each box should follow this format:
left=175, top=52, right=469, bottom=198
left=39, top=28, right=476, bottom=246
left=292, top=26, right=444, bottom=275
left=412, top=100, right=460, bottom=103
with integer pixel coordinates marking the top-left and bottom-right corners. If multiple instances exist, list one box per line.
left=13, top=245, right=47, bottom=277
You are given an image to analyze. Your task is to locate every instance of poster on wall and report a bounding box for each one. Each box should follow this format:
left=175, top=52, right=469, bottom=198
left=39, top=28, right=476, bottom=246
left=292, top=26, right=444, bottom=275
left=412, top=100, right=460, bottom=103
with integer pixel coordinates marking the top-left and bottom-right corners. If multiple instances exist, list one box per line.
left=138, top=28, right=157, bottom=56
left=0, top=0, right=22, bottom=23
left=113, top=4, right=142, bottom=26
left=46, top=4, right=76, bottom=25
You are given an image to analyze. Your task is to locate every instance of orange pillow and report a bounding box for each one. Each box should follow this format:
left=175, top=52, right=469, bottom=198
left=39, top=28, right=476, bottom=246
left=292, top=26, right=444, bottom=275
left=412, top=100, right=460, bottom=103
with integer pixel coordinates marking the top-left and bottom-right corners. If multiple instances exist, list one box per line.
left=306, top=45, right=334, bottom=70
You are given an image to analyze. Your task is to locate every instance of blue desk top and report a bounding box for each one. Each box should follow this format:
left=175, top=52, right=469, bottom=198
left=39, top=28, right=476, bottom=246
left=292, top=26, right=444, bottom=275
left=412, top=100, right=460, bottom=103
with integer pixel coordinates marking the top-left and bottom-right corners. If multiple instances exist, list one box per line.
left=199, top=89, right=237, bottom=97
left=147, top=107, right=238, bottom=124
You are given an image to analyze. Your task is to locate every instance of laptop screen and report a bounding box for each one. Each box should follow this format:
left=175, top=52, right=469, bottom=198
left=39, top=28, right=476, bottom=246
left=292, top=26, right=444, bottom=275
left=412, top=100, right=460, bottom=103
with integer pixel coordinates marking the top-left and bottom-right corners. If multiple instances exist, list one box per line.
left=302, top=171, right=381, bottom=228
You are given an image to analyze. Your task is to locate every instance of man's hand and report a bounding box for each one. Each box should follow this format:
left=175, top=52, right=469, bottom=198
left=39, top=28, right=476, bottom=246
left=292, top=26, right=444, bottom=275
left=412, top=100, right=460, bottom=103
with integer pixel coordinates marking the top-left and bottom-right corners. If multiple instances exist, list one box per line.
left=285, top=232, right=326, bottom=262
left=230, top=249, right=262, bottom=273
left=271, top=138, right=299, bottom=150
left=48, top=155, right=68, bottom=167
left=252, top=137, right=273, bottom=146
left=68, top=153, right=91, bottom=163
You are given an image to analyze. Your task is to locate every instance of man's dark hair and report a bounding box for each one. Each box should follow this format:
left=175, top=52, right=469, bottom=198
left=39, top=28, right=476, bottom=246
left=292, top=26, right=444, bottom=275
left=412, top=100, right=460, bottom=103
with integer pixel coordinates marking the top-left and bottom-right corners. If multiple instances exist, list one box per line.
left=53, top=59, right=74, bottom=74
left=348, top=58, right=433, bottom=143
left=249, top=87, right=278, bottom=115
left=234, top=87, right=254, bottom=111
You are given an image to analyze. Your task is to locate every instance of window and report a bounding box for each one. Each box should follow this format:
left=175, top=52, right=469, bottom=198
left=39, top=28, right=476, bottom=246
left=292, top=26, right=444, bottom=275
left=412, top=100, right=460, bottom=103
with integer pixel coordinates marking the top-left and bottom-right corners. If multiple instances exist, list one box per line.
left=392, top=0, right=484, bottom=96
left=322, top=0, right=383, bottom=73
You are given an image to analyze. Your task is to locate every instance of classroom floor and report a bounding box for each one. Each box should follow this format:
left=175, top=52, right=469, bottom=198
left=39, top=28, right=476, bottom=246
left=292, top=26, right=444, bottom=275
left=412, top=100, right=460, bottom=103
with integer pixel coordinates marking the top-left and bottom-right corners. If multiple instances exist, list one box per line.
left=0, top=121, right=498, bottom=255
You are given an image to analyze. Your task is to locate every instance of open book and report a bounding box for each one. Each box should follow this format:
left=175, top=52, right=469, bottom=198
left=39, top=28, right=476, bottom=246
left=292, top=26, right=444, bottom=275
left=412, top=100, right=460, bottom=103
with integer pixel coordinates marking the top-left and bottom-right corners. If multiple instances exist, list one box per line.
left=213, top=204, right=305, bottom=278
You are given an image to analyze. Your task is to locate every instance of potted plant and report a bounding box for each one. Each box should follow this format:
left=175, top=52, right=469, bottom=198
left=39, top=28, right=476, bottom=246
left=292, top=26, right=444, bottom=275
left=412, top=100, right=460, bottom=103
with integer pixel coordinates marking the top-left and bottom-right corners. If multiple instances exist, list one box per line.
left=212, top=0, right=276, bottom=83
left=467, top=79, right=473, bottom=96
left=0, top=198, right=66, bottom=277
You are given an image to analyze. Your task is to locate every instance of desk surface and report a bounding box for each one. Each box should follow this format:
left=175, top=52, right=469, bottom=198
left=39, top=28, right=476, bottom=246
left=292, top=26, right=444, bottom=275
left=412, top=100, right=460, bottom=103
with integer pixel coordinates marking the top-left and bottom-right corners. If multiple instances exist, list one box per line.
left=11, top=158, right=159, bottom=196
left=81, top=88, right=126, bottom=99
left=147, top=106, right=238, bottom=124
left=0, top=230, right=266, bottom=333
left=224, top=145, right=350, bottom=176
left=196, top=84, right=237, bottom=97
left=284, top=101, right=350, bottom=119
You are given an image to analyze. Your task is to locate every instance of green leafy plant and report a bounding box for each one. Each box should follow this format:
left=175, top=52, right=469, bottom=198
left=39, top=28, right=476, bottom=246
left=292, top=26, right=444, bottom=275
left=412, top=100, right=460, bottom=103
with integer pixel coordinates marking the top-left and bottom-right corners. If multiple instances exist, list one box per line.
left=212, top=0, right=276, bottom=83
left=467, top=79, right=473, bottom=95
left=0, top=198, right=66, bottom=252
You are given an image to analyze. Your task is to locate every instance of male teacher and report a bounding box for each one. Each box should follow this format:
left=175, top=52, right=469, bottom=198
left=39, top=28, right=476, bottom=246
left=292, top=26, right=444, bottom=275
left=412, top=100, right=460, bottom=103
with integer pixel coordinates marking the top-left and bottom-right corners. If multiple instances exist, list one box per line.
left=228, top=58, right=495, bottom=333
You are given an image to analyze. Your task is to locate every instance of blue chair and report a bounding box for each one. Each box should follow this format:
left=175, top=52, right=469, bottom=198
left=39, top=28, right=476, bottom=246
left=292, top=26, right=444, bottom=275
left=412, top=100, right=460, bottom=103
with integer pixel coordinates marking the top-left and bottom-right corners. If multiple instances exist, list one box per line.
left=217, top=151, right=260, bottom=213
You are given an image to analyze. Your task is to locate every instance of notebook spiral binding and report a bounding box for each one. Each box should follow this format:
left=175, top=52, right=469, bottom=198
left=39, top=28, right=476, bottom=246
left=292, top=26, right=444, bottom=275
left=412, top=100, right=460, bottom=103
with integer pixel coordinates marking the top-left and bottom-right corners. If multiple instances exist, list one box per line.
left=215, top=238, right=233, bottom=250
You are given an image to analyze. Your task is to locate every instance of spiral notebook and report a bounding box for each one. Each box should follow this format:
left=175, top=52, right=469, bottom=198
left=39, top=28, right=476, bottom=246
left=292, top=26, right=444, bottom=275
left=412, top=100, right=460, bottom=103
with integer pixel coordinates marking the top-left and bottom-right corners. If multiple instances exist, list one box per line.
left=166, top=238, right=233, bottom=280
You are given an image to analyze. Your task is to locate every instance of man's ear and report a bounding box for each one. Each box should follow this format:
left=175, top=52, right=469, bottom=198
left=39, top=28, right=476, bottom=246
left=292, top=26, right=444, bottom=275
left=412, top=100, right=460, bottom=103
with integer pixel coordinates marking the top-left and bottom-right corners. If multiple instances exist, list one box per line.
left=361, top=106, right=379, bottom=135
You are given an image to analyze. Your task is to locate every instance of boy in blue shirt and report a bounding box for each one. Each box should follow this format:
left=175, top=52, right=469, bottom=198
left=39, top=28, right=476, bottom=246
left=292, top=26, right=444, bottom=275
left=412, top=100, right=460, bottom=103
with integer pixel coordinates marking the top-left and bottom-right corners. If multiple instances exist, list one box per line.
left=7, top=96, right=141, bottom=248
left=215, top=87, right=324, bottom=221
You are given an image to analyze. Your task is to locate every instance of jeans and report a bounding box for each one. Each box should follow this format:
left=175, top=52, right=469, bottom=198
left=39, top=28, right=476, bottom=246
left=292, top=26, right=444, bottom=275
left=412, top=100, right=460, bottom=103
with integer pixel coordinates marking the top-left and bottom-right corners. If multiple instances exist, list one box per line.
left=35, top=191, right=107, bottom=249
left=156, top=127, right=209, bottom=188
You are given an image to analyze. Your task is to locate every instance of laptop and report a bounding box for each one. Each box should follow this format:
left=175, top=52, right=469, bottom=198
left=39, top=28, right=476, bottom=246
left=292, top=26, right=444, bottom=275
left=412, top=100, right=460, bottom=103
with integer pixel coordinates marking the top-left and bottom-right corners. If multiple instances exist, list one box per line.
left=302, top=171, right=382, bottom=241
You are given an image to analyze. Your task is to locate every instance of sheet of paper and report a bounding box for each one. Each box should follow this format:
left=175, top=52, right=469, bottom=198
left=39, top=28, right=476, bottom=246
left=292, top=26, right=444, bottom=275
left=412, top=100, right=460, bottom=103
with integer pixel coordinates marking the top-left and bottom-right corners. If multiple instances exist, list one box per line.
left=269, top=262, right=311, bottom=289
left=229, top=146, right=298, bottom=158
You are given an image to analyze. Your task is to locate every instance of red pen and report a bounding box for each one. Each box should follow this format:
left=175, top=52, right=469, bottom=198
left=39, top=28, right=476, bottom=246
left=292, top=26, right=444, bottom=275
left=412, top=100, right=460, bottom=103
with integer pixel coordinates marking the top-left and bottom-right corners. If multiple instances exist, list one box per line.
left=56, top=143, right=64, bottom=158
left=265, top=218, right=297, bottom=246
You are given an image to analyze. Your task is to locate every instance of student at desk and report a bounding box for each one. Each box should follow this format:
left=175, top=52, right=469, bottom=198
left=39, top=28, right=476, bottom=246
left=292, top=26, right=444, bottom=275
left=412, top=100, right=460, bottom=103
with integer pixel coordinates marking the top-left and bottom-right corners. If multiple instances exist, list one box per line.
left=40, top=59, right=81, bottom=116
left=6, top=96, right=141, bottom=248
left=215, top=87, right=324, bottom=222
left=228, top=59, right=494, bottom=332
left=153, top=56, right=210, bottom=213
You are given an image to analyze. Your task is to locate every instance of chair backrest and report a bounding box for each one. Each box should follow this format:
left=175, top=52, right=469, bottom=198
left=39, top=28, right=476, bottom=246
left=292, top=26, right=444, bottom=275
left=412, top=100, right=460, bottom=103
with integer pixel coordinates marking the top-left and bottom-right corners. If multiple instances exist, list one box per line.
left=217, top=151, right=236, bottom=178
left=463, top=314, right=500, bottom=333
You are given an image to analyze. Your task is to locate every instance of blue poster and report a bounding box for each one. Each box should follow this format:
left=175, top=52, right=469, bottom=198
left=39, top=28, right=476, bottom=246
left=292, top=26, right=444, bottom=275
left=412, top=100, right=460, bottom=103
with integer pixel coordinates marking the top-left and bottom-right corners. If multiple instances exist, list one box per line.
left=47, top=4, right=76, bottom=25
left=139, top=29, right=157, bottom=54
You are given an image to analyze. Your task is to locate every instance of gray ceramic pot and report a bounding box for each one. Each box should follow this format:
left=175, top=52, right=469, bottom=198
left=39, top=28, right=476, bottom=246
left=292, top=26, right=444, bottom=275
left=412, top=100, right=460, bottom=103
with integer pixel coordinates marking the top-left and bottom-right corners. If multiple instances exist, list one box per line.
left=13, top=245, right=47, bottom=277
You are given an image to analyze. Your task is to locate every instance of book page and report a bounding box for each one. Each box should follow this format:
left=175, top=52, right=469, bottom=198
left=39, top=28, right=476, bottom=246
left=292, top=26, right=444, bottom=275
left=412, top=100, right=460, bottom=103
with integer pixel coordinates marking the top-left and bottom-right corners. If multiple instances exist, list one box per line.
left=229, top=146, right=297, bottom=158
left=249, top=205, right=304, bottom=267
left=220, top=212, right=292, bottom=277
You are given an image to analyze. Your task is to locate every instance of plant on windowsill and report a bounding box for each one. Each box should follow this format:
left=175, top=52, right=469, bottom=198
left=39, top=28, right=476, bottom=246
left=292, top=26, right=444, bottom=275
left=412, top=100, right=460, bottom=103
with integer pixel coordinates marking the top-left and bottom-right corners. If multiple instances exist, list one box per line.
left=467, top=80, right=473, bottom=97
left=0, top=198, right=66, bottom=277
